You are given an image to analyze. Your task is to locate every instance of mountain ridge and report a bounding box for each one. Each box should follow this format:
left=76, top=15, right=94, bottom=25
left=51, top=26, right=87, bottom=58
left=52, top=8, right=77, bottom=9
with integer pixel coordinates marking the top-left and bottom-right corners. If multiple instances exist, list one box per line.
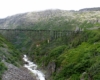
left=79, top=7, right=100, bottom=11
left=0, top=9, right=100, bottom=30
left=0, top=7, right=100, bottom=30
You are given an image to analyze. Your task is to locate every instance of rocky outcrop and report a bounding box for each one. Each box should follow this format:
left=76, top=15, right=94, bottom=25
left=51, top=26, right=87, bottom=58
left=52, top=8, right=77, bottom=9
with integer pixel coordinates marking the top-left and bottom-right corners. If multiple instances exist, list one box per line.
left=47, top=62, right=56, bottom=74
left=46, top=62, right=56, bottom=79
left=2, top=62, right=36, bottom=80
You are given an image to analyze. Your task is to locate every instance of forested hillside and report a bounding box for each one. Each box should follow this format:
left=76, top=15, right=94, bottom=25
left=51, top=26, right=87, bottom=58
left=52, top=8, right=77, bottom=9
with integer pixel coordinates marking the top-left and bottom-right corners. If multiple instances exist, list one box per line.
left=26, top=29, right=100, bottom=80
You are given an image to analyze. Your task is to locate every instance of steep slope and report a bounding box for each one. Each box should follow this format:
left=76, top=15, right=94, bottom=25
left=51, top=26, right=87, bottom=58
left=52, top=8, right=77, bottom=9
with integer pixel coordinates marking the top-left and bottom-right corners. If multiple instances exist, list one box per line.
left=27, top=29, right=100, bottom=80
left=0, top=34, right=36, bottom=80
left=0, top=10, right=64, bottom=29
left=0, top=9, right=100, bottom=30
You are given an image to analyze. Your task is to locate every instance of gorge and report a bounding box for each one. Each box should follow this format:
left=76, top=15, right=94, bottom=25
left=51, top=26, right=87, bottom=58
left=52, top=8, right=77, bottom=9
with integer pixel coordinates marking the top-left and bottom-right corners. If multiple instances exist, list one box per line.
left=0, top=8, right=100, bottom=80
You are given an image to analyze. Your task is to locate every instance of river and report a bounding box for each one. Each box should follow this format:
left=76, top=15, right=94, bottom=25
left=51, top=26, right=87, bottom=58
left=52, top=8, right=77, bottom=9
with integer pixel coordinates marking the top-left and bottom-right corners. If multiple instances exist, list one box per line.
left=23, top=55, right=45, bottom=80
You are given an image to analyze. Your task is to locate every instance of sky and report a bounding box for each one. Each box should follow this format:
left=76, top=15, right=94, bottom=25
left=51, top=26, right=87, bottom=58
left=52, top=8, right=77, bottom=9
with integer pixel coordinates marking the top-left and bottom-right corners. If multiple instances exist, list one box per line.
left=0, top=0, right=100, bottom=18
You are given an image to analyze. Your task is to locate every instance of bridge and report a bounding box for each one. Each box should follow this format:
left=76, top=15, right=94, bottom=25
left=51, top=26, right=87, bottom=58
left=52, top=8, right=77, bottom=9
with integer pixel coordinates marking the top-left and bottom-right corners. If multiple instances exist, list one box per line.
left=0, top=29, right=81, bottom=47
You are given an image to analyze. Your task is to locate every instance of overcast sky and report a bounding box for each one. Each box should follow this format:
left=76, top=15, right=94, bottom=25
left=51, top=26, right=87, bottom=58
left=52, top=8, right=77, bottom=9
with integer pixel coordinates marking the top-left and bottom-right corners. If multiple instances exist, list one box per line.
left=0, top=0, right=100, bottom=18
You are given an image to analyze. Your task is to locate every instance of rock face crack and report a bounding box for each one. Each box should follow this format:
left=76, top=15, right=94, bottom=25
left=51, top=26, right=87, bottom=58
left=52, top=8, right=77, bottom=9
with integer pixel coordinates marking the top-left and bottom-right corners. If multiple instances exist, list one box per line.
left=2, top=62, right=36, bottom=80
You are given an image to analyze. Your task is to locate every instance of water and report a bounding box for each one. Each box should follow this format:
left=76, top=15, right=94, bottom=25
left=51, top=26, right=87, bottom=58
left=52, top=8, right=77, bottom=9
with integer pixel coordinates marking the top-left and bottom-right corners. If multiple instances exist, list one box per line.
left=23, top=55, right=45, bottom=80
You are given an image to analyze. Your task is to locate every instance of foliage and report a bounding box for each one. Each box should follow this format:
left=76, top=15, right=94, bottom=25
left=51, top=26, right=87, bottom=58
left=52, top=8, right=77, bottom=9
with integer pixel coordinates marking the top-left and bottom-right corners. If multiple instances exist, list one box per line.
left=27, top=29, right=100, bottom=80
left=0, top=34, right=22, bottom=79
left=0, top=62, right=7, bottom=80
left=1, top=10, right=100, bottom=80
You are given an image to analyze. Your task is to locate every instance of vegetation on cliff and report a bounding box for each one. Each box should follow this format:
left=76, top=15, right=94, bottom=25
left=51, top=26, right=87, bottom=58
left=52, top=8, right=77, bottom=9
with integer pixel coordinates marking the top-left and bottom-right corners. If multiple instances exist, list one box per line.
left=27, top=29, right=100, bottom=80
left=0, top=34, right=22, bottom=79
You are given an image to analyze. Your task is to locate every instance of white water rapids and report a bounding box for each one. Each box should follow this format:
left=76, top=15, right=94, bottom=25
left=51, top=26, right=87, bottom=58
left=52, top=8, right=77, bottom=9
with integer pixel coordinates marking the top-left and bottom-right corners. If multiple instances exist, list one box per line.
left=23, top=55, right=45, bottom=80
